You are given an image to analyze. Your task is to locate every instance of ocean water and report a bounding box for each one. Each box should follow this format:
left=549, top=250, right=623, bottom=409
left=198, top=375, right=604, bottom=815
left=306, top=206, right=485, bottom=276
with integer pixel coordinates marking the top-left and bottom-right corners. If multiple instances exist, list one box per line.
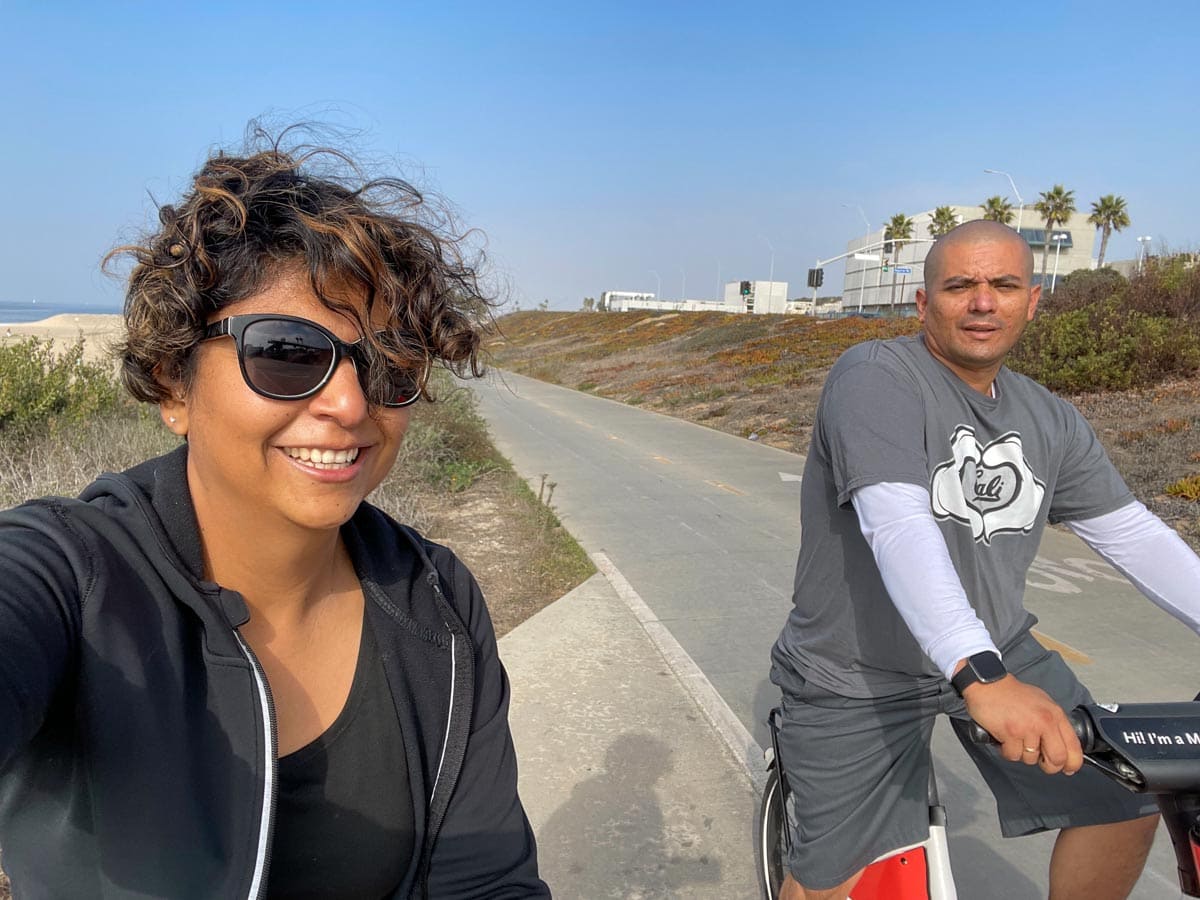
left=0, top=300, right=122, bottom=325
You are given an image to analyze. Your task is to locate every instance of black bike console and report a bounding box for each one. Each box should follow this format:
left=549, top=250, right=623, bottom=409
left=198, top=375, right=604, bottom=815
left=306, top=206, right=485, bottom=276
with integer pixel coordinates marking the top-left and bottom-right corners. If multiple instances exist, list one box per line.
left=1083, top=702, right=1200, bottom=793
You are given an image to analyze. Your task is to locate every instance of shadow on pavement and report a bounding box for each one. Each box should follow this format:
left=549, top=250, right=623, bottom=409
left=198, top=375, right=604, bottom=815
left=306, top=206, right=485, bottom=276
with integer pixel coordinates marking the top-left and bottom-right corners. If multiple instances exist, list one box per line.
left=536, top=732, right=722, bottom=899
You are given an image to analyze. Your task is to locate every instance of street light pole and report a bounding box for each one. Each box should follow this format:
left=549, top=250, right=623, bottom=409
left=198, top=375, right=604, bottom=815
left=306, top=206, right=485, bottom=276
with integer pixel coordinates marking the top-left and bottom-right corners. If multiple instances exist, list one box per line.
left=984, top=168, right=1024, bottom=235
left=649, top=269, right=661, bottom=300
left=1137, top=236, right=1152, bottom=272
left=812, top=236, right=938, bottom=316
left=843, top=204, right=873, bottom=311
left=1050, top=233, right=1068, bottom=292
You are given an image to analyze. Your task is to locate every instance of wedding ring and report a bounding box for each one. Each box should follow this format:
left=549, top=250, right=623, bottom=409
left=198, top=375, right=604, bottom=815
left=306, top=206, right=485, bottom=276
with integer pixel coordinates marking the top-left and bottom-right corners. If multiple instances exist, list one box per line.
left=1023, top=746, right=1038, bottom=754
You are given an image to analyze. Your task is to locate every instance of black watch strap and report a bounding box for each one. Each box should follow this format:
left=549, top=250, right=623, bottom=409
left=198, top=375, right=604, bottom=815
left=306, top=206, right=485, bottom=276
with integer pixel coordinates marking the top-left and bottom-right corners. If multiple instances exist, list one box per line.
left=951, top=651, right=1006, bottom=696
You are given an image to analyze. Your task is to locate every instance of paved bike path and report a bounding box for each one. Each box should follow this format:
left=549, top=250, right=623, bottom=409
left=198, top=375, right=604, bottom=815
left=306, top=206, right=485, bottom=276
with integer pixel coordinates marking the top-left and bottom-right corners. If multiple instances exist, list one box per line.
left=473, top=369, right=1200, bottom=899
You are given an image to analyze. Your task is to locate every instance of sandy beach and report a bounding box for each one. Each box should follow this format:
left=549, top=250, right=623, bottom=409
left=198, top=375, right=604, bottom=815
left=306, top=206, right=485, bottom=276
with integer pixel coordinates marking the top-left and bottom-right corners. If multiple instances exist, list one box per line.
left=0, top=314, right=125, bottom=364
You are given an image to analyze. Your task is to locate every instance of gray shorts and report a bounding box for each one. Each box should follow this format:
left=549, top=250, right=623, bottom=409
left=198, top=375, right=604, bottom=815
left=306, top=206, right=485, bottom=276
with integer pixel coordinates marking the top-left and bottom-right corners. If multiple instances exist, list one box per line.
left=774, top=633, right=1159, bottom=891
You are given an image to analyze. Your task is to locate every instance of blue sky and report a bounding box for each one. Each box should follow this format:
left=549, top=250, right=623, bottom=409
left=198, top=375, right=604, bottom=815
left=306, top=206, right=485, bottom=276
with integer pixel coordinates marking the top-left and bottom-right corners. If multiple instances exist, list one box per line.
left=2, top=0, right=1196, bottom=311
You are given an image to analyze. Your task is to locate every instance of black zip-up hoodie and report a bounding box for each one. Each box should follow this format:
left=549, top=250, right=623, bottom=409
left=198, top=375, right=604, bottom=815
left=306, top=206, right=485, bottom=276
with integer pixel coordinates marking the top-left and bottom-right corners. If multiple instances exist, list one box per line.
left=0, top=446, right=549, bottom=899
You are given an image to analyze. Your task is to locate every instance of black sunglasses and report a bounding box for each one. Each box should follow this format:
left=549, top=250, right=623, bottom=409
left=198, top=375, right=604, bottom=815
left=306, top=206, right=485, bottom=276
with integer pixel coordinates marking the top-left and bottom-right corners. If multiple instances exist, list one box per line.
left=201, top=314, right=428, bottom=408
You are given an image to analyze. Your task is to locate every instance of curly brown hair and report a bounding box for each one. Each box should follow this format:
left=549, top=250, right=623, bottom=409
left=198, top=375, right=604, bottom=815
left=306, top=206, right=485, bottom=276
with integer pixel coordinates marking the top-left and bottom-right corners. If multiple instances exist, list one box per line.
left=109, top=129, right=493, bottom=404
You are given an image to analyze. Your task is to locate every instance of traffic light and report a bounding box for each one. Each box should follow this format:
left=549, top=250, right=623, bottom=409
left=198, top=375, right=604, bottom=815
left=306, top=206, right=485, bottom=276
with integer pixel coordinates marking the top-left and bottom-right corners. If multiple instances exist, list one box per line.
left=740, top=280, right=751, bottom=296
left=806, top=268, right=823, bottom=289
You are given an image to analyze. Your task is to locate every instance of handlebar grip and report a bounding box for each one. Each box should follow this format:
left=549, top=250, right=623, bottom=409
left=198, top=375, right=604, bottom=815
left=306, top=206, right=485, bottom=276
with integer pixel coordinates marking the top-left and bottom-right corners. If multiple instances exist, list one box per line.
left=966, top=721, right=994, bottom=745
left=966, top=709, right=1095, bottom=751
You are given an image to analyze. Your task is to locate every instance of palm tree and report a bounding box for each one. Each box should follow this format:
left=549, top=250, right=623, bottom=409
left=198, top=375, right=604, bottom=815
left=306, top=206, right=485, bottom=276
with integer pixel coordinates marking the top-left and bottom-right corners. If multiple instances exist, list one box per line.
left=929, top=206, right=958, bottom=238
left=980, top=195, right=1014, bottom=225
left=1033, top=185, right=1076, bottom=287
left=1088, top=194, right=1130, bottom=268
left=884, top=213, right=914, bottom=311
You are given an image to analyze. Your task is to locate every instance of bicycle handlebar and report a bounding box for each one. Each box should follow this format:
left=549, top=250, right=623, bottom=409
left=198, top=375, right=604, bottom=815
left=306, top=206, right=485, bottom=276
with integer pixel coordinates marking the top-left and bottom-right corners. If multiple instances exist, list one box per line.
left=962, top=702, right=1200, bottom=898
left=968, top=701, right=1200, bottom=795
left=967, top=709, right=1094, bottom=750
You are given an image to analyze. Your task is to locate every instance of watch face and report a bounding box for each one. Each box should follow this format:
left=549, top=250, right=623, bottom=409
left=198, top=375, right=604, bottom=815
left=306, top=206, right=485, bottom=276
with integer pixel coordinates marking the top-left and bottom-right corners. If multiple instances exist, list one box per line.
left=971, top=652, right=1006, bottom=682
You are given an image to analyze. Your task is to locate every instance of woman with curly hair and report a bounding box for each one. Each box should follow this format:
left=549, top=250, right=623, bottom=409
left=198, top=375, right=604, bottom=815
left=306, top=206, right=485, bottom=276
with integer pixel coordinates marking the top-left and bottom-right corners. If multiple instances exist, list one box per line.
left=0, top=132, right=549, bottom=899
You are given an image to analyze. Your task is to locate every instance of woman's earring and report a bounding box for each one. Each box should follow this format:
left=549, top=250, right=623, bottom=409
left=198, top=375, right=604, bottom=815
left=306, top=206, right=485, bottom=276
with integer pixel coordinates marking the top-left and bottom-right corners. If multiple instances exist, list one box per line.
left=168, top=416, right=177, bottom=424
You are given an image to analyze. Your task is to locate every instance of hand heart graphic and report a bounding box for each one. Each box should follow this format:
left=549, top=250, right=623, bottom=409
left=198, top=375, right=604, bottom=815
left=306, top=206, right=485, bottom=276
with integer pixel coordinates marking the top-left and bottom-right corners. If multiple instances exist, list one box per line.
left=930, top=426, right=1045, bottom=544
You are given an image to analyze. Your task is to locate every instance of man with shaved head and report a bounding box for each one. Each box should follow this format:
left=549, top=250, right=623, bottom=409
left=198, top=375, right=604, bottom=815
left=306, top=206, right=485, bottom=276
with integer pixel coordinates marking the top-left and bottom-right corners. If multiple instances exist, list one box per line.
left=923, top=218, right=1036, bottom=286
left=769, top=220, right=1200, bottom=899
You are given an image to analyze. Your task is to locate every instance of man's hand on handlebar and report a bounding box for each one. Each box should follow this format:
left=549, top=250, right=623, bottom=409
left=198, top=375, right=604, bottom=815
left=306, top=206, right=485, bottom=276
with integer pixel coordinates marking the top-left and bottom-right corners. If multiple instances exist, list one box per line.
left=960, top=674, right=1084, bottom=776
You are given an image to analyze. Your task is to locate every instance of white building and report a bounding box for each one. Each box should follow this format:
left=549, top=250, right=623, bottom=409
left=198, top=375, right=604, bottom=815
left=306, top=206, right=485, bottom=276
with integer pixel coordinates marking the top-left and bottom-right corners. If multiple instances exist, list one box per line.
left=720, top=280, right=791, bottom=314
left=602, top=281, right=792, bottom=315
left=600, top=291, right=656, bottom=311
left=841, top=206, right=1099, bottom=316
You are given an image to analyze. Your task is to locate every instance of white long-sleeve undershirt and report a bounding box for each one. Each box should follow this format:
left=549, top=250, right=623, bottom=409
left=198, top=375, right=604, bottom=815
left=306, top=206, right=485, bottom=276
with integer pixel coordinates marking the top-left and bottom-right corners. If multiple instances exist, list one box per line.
left=852, top=484, right=1200, bottom=681
left=851, top=481, right=999, bottom=680
left=1066, top=500, right=1200, bottom=635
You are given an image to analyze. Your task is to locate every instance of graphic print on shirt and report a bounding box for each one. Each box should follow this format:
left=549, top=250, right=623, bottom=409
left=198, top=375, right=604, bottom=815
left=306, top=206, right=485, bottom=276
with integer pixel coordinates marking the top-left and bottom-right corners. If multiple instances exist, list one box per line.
left=929, top=425, right=1045, bottom=545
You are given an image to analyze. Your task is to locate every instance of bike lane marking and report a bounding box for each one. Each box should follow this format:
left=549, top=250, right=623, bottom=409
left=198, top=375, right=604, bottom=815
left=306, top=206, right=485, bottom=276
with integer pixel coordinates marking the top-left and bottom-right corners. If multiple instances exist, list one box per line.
left=704, top=480, right=744, bottom=496
left=1030, top=629, right=1093, bottom=664
left=1026, top=554, right=1129, bottom=594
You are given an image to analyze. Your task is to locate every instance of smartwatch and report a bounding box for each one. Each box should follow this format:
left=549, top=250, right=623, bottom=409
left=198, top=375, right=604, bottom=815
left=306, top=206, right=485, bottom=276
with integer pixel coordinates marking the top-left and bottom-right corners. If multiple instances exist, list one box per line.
left=951, top=651, right=1007, bottom=696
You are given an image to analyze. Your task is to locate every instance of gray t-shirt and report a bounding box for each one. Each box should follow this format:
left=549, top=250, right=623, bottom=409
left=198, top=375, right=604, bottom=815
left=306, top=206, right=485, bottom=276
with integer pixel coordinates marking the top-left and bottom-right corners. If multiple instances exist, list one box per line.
left=771, top=334, right=1132, bottom=698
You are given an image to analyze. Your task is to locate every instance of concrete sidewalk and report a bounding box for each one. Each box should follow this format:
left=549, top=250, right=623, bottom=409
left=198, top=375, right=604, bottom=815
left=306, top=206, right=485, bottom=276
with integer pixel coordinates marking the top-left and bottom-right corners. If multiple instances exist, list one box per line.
left=500, top=562, right=761, bottom=899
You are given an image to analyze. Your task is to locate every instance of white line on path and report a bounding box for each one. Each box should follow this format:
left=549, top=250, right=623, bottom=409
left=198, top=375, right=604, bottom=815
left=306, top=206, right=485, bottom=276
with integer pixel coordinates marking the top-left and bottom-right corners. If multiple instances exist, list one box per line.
left=591, top=550, right=770, bottom=792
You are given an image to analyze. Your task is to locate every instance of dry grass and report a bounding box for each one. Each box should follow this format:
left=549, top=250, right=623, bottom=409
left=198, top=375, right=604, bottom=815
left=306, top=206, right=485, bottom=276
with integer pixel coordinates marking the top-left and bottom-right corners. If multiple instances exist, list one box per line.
left=420, top=466, right=594, bottom=637
left=0, top=409, right=180, bottom=509
left=1068, top=378, right=1200, bottom=550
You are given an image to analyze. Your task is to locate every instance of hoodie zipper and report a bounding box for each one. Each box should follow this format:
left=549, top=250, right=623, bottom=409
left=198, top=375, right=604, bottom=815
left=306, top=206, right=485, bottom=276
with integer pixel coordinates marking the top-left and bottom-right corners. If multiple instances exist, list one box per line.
left=418, top=575, right=461, bottom=898
left=234, top=629, right=279, bottom=900
left=431, top=631, right=456, bottom=802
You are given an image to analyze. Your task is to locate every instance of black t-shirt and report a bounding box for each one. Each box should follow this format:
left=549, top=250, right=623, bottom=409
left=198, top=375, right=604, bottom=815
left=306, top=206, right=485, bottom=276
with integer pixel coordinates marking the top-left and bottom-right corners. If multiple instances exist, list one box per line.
left=266, top=612, right=414, bottom=899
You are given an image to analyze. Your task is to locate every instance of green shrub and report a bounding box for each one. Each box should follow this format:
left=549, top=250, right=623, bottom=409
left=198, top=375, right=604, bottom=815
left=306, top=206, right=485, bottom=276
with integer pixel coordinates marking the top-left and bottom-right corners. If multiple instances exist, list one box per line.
left=1012, top=299, right=1200, bottom=392
left=1049, top=268, right=1128, bottom=313
left=0, top=337, right=120, bottom=436
left=1122, top=255, right=1200, bottom=318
